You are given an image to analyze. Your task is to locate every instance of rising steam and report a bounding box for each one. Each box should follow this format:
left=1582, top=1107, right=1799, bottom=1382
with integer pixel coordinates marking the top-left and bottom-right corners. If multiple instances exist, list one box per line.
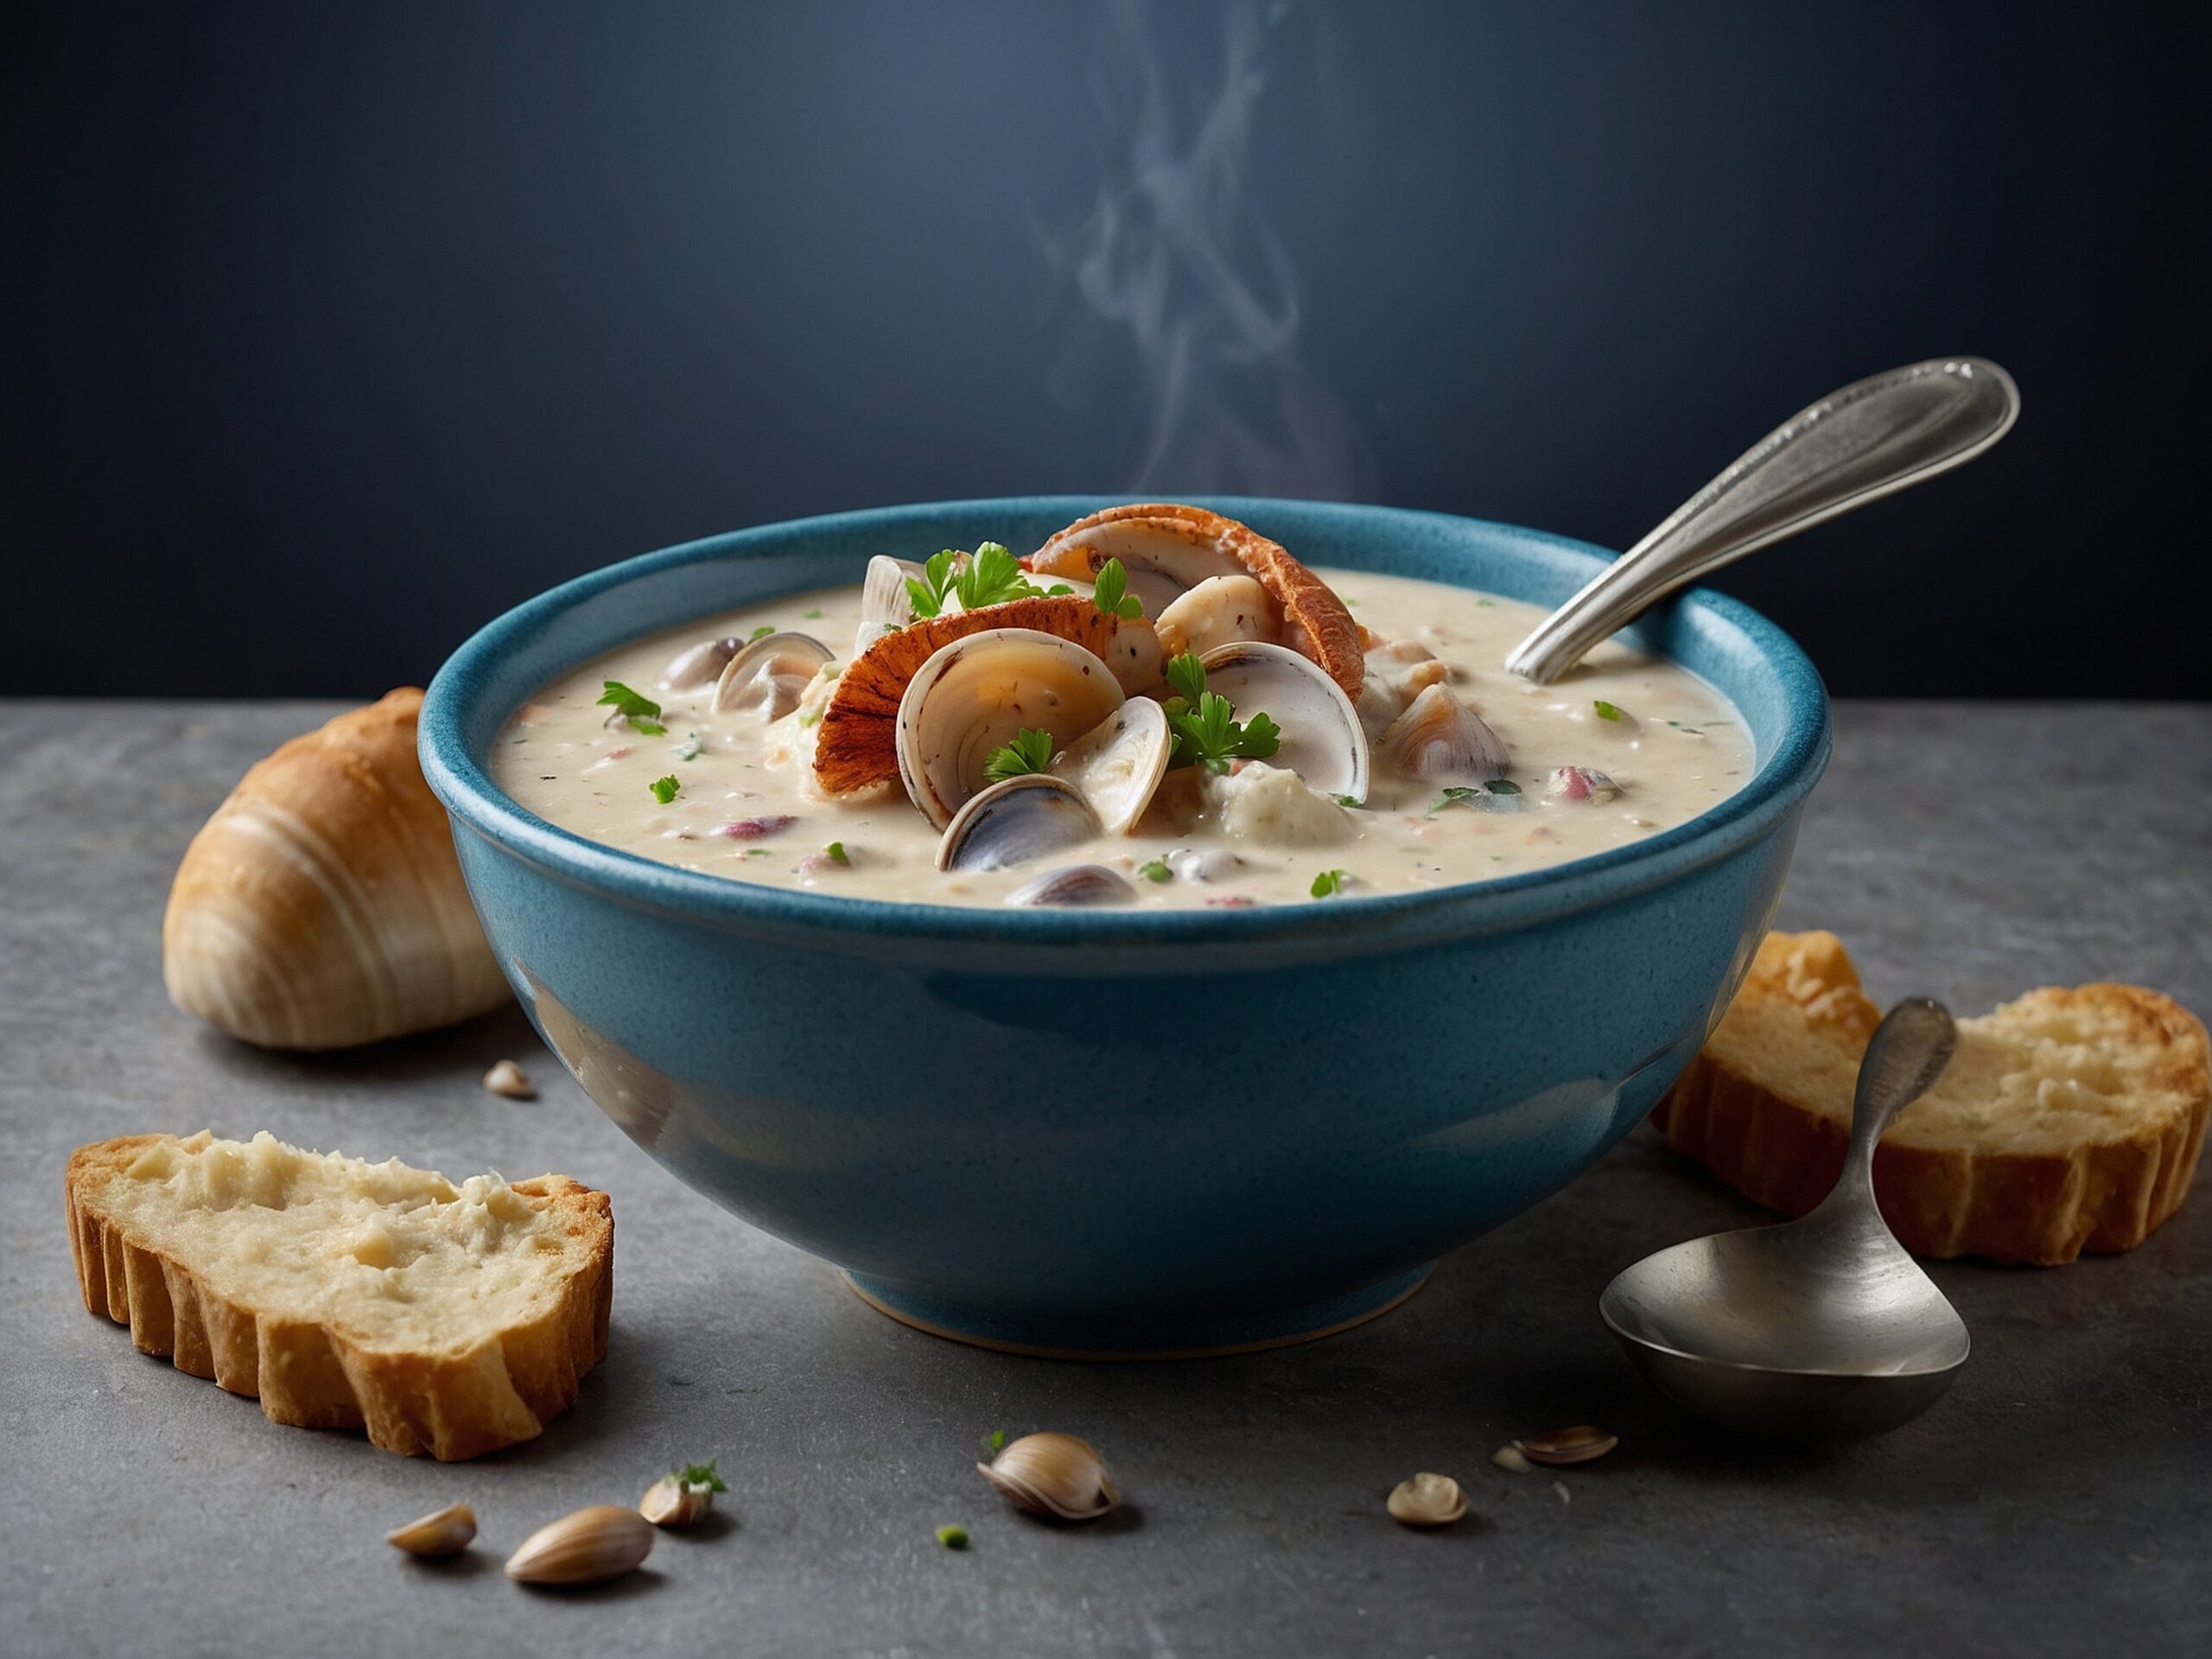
left=1039, top=0, right=1369, bottom=499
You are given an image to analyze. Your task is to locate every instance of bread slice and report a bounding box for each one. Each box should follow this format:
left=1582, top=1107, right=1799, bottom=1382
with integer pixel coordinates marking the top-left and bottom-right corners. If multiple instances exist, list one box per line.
left=67, top=1131, right=613, bottom=1459
left=1654, top=931, right=2209, bottom=1264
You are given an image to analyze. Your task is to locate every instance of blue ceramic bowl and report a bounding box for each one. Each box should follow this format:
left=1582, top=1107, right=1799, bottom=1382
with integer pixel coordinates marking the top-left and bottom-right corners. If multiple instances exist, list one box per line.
left=421, top=498, right=1829, bottom=1357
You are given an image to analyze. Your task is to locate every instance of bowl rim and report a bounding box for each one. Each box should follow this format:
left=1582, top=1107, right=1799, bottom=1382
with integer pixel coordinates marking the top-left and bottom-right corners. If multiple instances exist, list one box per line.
left=421, top=496, right=1831, bottom=950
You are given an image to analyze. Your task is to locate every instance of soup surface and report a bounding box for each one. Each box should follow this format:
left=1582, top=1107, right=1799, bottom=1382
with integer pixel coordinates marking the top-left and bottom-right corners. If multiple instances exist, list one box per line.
left=495, top=556, right=1754, bottom=911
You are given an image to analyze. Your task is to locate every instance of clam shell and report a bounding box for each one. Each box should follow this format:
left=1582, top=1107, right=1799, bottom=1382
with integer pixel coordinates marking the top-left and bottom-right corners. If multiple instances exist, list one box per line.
left=895, top=628, right=1126, bottom=830
left=938, top=773, right=1103, bottom=873
left=1196, top=640, right=1371, bottom=802
left=1377, top=683, right=1510, bottom=784
left=1004, top=864, right=1137, bottom=907
left=713, top=631, right=835, bottom=718
left=1054, top=698, right=1171, bottom=836
left=658, top=635, right=742, bottom=691
left=856, top=556, right=923, bottom=658
left=1031, top=503, right=1363, bottom=700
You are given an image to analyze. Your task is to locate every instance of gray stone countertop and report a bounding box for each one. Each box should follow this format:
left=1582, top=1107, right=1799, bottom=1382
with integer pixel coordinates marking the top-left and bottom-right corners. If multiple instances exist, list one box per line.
left=2, top=700, right=2207, bottom=1656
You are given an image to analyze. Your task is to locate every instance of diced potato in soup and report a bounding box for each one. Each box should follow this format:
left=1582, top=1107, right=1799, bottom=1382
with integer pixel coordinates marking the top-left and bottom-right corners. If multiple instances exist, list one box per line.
left=496, top=512, right=1752, bottom=910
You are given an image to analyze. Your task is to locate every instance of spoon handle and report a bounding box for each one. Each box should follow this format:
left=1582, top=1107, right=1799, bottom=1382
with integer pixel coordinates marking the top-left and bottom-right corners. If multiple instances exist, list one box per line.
left=1840, top=997, right=1959, bottom=1192
left=1504, top=357, right=2020, bottom=683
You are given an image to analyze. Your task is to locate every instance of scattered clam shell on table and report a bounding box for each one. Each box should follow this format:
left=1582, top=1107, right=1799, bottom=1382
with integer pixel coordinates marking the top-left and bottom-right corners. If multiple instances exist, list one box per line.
left=387, top=1503, right=477, bottom=1557
left=481, top=1058, right=534, bottom=1098
left=977, top=1433, right=1121, bottom=1522
left=1386, top=1472, right=1467, bottom=1529
left=1511, top=1426, right=1618, bottom=1466
left=505, top=1504, right=656, bottom=1586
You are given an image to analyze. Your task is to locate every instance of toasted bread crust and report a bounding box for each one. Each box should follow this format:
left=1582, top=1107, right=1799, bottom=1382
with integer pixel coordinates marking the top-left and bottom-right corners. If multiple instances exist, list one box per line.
left=1653, top=933, right=2209, bottom=1265
left=65, top=1135, right=613, bottom=1459
left=1033, top=504, right=1365, bottom=702
left=812, top=596, right=1156, bottom=794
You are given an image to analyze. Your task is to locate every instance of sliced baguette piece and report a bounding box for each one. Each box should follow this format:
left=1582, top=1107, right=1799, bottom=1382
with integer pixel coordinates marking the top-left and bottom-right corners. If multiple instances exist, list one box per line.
left=1654, top=931, right=2209, bottom=1264
left=67, top=1131, right=613, bottom=1459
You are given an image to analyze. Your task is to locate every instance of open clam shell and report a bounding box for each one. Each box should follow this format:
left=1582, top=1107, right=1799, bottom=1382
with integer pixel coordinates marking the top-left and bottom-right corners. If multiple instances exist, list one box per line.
left=1054, top=698, right=1171, bottom=836
left=1004, top=863, right=1136, bottom=907
left=1031, top=504, right=1363, bottom=701
left=658, top=635, right=742, bottom=692
left=895, top=628, right=1127, bottom=830
left=1378, top=683, right=1510, bottom=784
left=813, top=597, right=1160, bottom=795
left=937, top=773, right=1103, bottom=873
left=856, top=555, right=923, bottom=657
left=714, top=631, right=835, bottom=719
left=1196, top=640, right=1372, bottom=802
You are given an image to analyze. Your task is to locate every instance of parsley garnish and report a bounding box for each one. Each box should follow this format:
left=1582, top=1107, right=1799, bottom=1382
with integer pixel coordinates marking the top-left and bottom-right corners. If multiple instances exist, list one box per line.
left=1433, top=780, right=1522, bottom=812
left=650, top=774, right=680, bottom=804
left=982, top=1427, right=1007, bottom=1456
left=936, top=1523, right=969, bottom=1550
left=1592, top=699, right=1623, bottom=721
left=1310, top=868, right=1348, bottom=898
left=907, top=543, right=1048, bottom=620
left=823, top=840, right=849, bottom=866
left=803, top=607, right=823, bottom=619
left=1333, top=793, right=1369, bottom=810
left=1090, top=557, right=1144, bottom=619
left=1137, top=856, right=1172, bottom=883
left=597, top=680, right=666, bottom=735
left=676, top=732, right=702, bottom=761
left=1160, top=654, right=1281, bottom=774
left=982, top=728, right=1055, bottom=782
left=677, top=1459, right=729, bottom=1493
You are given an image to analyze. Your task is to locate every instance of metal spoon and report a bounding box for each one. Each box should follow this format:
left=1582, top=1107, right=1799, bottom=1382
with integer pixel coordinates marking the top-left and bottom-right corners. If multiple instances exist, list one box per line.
left=1506, top=357, right=2020, bottom=683
left=1599, top=997, right=1969, bottom=1437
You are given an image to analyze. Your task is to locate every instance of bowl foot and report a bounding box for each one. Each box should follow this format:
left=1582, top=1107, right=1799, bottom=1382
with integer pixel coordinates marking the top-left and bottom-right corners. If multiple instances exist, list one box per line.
left=841, top=1263, right=1433, bottom=1360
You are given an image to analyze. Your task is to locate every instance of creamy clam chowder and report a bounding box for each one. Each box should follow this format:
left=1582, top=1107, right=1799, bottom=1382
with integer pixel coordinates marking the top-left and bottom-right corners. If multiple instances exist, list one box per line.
left=495, top=512, right=1753, bottom=911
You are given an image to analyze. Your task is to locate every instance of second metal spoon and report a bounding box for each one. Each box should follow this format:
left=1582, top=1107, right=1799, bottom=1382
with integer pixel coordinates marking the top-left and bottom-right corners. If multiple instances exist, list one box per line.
left=1506, top=357, right=2020, bottom=683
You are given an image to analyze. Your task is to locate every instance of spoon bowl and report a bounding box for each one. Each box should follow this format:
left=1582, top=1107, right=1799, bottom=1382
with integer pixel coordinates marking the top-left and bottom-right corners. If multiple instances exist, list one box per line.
left=1602, top=998, right=1970, bottom=1436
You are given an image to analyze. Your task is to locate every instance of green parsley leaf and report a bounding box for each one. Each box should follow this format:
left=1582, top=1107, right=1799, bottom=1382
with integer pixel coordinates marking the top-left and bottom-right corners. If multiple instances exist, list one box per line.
left=1310, top=868, right=1348, bottom=898
left=597, top=680, right=667, bottom=735
left=952, top=542, right=1042, bottom=611
left=1592, top=699, right=1623, bottom=721
left=1137, top=856, right=1172, bottom=883
left=803, top=607, right=823, bottom=619
left=650, top=774, right=680, bottom=804
left=1090, top=557, right=1144, bottom=620
left=676, top=732, right=702, bottom=761
left=1046, top=583, right=1073, bottom=596
left=1333, top=793, right=1369, bottom=810
left=982, top=728, right=1055, bottom=782
left=677, top=1459, right=729, bottom=1494
left=1432, top=779, right=1523, bottom=812
left=823, top=840, right=849, bottom=866
left=906, top=550, right=962, bottom=620
left=1161, top=654, right=1284, bottom=773
left=935, top=1523, right=969, bottom=1550
left=982, top=1427, right=1007, bottom=1456
left=1165, top=652, right=1208, bottom=707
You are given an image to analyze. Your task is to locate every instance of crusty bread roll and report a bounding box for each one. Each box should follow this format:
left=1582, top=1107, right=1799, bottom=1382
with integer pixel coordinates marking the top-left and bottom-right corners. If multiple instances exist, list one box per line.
left=1655, top=931, right=2209, bottom=1264
left=68, top=1131, right=612, bottom=1459
left=162, top=688, right=509, bottom=1050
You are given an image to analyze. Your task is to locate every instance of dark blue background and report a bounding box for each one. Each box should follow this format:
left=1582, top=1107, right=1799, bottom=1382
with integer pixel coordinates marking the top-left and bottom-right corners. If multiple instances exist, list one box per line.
left=6, top=2, right=2205, bottom=697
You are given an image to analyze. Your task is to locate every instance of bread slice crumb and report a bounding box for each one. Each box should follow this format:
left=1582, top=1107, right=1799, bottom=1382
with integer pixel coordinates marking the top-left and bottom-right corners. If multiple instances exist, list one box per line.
left=1654, top=931, right=2208, bottom=1264
left=67, top=1130, right=611, bottom=1458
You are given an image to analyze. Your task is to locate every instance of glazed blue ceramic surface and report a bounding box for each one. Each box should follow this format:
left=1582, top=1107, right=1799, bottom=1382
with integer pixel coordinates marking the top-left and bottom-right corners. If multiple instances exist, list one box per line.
left=421, top=499, right=1830, bottom=1356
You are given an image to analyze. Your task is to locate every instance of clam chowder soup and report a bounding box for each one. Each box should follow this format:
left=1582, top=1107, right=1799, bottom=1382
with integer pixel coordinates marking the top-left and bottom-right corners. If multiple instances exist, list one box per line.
left=495, top=506, right=1753, bottom=909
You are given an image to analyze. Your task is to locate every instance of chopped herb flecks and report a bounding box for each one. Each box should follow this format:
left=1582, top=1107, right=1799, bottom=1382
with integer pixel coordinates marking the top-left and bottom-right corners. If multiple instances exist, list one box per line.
left=650, top=774, right=681, bottom=804
left=823, top=840, right=849, bottom=866
left=749, top=625, right=777, bottom=641
left=598, top=680, right=666, bottom=735
left=935, top=1524, right=969, bottom=1550
left=1310, top=868, right=1349, bottom=899
left=677, top=732, right=703, bottom=761
left=1433, top=780, right=1522, bottom=813
left=982, top=728, right=1056, bottom=783
left=803, top=607, right=823, bottom=619
left=1592, top=700, right=1623, bottom=721
left=677, top=1459, right=729, bottom=1493
left=1138, top=856, right=1172, bottom=883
